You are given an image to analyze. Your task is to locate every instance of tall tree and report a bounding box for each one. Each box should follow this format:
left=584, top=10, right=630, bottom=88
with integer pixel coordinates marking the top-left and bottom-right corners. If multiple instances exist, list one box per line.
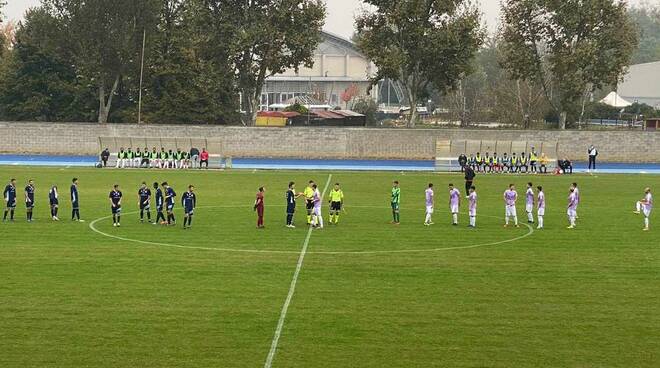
left=201, top=0, right=326, bottom=126
left=500, top=0, right=639, bottom=129
left=41, top=0, right=159, bottom=123
left=629, top=4, right=660, bottom=64
left=355, top=0, right=484, bottom=127
left=142, top=0, right=238, bottom=124
left=0, top=8, right=97, bottom=121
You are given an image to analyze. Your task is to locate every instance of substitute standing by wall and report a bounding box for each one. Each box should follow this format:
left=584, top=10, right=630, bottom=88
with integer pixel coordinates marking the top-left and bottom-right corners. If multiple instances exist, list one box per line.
left=588, top=145, right=598, bottom=172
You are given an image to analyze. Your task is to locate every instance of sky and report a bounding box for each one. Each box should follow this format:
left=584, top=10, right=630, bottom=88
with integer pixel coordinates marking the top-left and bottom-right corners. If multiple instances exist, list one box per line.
left=3, top=0, right=647, bottom=39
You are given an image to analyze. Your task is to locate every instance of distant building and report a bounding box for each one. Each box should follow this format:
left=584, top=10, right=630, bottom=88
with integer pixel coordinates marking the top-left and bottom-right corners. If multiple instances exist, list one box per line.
left=618, top=61, right=660, bottom=109
left=260, top=31, right=377, bottom=111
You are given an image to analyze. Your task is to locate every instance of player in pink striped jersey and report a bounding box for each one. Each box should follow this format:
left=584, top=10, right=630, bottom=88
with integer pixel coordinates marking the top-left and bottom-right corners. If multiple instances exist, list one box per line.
left=503, top=184, right=519, bottom=227
left=448, top=184, right=461, bottom=225
left=571, top=182, right=580, bottom=220
left=525, top=182, right=535, bottom=224
left=536, top=186, right=545, bottom=229
left=567, top=186, right=578, bottom=229
left=424, top=183, right=434, bottom=226
left=467, top=186, right=477, bottom=228
left=634, top=187, right=653, bottom=231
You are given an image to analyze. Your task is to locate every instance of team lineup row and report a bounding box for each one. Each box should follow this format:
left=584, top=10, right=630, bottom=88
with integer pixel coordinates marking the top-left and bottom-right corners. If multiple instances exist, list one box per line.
left=2, top=178, right=654, bottom=231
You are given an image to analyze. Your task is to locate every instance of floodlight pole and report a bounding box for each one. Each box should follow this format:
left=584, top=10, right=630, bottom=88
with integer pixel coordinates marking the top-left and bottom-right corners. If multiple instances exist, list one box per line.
left=137, top=29, right=146, bottom=124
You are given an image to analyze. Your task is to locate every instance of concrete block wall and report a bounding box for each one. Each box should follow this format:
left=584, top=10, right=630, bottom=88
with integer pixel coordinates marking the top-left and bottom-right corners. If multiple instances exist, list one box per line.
left=0, top=122, right=657, bottom=163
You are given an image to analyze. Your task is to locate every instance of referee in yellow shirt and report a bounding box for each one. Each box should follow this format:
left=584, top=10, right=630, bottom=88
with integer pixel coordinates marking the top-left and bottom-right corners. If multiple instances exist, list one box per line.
left=304, top=180, right=315, bottom=225
left=328, top=183, right=344, bottom=224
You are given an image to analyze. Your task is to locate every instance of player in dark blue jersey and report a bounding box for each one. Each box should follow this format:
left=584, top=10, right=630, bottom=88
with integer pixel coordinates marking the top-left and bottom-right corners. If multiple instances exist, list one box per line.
left=25, top=179, right=35, bottom=222
left=70, top=177, right=82, bottom=222
left=109, top=184, right=123, bottom=227
left=163, top=182, right=177, bottom=225
left=3, top=178, right=17, bottom=222
left=285, top=181, right=302, bottom=228
left=182, top=185, right=196, bottom=229
left=153, top=182, right=166, bottom=225
left=138, top=182, right=152, bottom=223
left=49, top=185, right=59, bottom=221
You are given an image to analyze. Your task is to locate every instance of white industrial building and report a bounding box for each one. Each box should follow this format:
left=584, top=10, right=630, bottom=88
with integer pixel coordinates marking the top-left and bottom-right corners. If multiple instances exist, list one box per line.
left=260, top=31, right=377, bottom=111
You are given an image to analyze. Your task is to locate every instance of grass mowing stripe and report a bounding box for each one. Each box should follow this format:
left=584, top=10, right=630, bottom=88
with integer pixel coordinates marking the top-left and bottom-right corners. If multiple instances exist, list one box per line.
left=264, top=174, right=333, bottom=368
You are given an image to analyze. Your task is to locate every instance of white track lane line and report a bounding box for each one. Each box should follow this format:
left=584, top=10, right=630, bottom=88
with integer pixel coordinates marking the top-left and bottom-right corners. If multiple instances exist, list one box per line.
left=263, top=174, right=333, bottom=368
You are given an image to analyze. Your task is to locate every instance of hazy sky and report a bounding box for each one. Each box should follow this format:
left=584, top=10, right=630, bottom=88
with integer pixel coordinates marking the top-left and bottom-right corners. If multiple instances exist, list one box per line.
left=3, top=0, right=647, bottom=39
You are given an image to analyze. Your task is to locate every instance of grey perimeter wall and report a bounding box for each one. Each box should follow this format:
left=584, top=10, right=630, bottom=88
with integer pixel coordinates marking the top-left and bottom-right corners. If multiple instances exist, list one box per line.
left=0, top=122, right=657, bottom=163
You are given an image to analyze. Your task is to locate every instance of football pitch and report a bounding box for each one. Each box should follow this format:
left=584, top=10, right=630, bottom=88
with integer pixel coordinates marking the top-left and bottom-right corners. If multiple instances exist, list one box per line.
left=1, top=166, right=659, bottom=367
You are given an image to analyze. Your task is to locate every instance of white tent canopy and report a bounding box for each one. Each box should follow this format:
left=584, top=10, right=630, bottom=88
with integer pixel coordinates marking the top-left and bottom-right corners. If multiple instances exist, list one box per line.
left=600, top=91, right=633, bottom=108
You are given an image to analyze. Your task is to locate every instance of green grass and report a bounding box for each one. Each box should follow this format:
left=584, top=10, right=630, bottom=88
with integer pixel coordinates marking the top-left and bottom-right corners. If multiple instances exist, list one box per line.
left=0, top=166, right=659, bottom=367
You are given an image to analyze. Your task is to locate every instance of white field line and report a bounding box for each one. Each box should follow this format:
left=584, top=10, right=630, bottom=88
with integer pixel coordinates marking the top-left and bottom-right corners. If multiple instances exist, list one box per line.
left=88, top=204, right=534, bottom=255
left=263, top=174, right=333, bottom=368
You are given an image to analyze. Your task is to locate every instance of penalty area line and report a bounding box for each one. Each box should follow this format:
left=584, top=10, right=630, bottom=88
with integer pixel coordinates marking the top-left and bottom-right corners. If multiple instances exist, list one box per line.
left=263, top=173, right=333, bottom=368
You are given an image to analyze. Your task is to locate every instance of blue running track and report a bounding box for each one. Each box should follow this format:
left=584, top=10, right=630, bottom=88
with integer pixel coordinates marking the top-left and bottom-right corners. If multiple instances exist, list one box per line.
left=0, top=154, right=659, bottom=174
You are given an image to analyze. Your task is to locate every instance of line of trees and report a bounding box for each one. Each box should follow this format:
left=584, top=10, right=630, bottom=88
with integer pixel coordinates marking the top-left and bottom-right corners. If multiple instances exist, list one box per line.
left=356, top=0, right=648, bottom=129
left=0, top=0, right=325, bottom=125
left=0, top=1, right=655, bottom=128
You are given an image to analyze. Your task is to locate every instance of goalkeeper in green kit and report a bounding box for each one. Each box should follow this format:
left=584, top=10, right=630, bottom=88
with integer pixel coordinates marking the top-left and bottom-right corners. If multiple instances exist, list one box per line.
left=391, top=181, right=400, bottom=224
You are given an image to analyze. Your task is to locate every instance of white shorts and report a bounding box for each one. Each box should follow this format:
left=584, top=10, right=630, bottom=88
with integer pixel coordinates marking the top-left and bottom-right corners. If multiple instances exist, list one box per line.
left=526, top=204, right=533, bottom=213
left=426, top=206, right=434, bottom=214
left=537, top=207, right=545, bottom=217
left=567, top=209, right=577, bottom=218
left=313, top=207, right=322, bottom=216
left=505, top=205, right=517, bottom=217
left=643, top=208, right=652, bottom=217
left=450, top=204, right=459, bottom=214
left=469, top=209, right=476, bottom=217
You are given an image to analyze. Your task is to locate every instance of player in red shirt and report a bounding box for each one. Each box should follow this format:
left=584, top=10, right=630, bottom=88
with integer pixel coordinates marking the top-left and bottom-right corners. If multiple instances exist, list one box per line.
left=254, top=186, right=265, bottom=229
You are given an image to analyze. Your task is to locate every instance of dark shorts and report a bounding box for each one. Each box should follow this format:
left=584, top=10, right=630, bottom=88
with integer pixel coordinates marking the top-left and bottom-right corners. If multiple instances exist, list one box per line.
left=72, top=201, right=79, bottom=210
left=166, top=203, right=174, bottom=212
left=391, top=202, right=400, bottom=211
left=6, top=201, right=16, bottom=209
left=184, top=206, right=194, bottom=215
left=50, top=201, right=58, bottom=207
left=26, top=201, right=34, bottom=209
left=330, top=201, right=342, bottom=211
left=139, top=201, right=150, bottom=210
left=306, top=200, right=314, bottom=210
left=111, top=205, right=121, bottom=214
left=287, top=205, right=296, bottom=214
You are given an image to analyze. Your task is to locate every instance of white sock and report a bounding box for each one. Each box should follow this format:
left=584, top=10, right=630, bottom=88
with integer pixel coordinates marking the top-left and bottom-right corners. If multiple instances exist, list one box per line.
left=425, top=213, right=431, bottom=223
left=570, top=217, right=576, bottom=226
left=645, top=217, right=649, bottom=228
left=470, top=216, right=475, bottom=226
left=527, top=212, right=533, bottom=222
left=538, top=216, right=543, bottom=228
left=505, top=216, right=509, bottom=225
left=636, top=201, right=642, bottom=212
left=514, top=216, right=518, bottom=226
left=318, top=216, right=324, bottom=228
left=452, top=213, right=458, bottom=224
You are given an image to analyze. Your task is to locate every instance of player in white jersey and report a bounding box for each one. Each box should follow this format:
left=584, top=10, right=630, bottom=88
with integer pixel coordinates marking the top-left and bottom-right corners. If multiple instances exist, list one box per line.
left=536, top=186, right=545, bottom=229
left=467, top=186, right=477, bottom=228
left=311, top=184, right=324, bottom=229
left=424, top=183, right=434, bottom=226
left=567, top=187, right=578, bottom=229
left=448, top=184, right=460, bottom=225
left=525, top=182, right=535, bottom=224
left=634, top=188, right=653, bottom=231
left=503, top=184, right=519, bottom=227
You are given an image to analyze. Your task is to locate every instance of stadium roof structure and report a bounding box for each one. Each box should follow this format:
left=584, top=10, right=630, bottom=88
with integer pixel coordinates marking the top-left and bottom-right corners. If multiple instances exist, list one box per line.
left=600, top=91, right=633, bottom=108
